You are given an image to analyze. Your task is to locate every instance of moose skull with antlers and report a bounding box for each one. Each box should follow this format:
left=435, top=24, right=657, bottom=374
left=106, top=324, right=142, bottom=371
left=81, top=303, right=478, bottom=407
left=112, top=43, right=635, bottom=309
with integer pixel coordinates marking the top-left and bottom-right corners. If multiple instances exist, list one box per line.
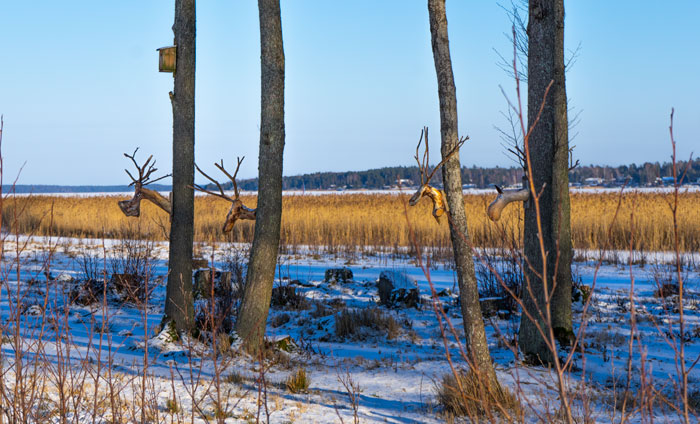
left=118, top=148, right=172, bottom=217
left=408, top=127, right=467, bottom=223
left=192, top=157, right=256, bottom=233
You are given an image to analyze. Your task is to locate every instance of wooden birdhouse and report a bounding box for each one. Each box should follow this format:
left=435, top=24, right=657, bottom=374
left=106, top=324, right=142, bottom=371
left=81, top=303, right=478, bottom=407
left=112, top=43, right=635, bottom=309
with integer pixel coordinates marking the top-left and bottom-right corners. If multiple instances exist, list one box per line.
left=157, top=46, right=176, bottom=72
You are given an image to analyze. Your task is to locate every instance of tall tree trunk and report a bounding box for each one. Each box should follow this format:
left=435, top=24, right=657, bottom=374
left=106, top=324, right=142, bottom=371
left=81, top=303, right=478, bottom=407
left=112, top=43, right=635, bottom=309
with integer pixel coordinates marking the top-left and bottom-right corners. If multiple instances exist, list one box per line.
left=519, top=0, right=572, bottom=364
left=427, top=0, right=498, bottom=388
left=235, top=0, right=285, bottom=354
left=165, top=0, right=196, bottom=333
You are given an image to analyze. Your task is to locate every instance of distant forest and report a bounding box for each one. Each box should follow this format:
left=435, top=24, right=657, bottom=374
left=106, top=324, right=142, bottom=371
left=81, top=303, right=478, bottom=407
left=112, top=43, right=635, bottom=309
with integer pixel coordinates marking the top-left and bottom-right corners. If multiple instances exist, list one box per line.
left=6, top=158, right=698, bottom=193
left=4, top=184, right=171, bottom=194
left=236, top=157, right=700, bottom=191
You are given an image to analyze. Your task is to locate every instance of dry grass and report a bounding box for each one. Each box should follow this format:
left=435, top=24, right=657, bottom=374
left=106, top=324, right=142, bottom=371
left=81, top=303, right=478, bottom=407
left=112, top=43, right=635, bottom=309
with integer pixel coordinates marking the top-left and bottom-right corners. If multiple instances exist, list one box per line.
left=436, top=370, right=521, bottom=419
left=2, top=191, right=699, bottom=252
left=285, top=368, right=310, bottom=394
left=335, top=307, right=400, bottom=340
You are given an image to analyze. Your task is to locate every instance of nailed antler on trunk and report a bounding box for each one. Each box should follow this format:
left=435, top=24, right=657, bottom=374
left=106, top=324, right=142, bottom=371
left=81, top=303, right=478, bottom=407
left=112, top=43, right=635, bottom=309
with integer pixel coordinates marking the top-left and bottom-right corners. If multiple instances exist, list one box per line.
left=486, top=182, right=530, bottom=221
left=408, top=127, right=468, bottom=223
left=192, top=157, right=256, bottom=233
left=118, top=148, right=172, bottom=217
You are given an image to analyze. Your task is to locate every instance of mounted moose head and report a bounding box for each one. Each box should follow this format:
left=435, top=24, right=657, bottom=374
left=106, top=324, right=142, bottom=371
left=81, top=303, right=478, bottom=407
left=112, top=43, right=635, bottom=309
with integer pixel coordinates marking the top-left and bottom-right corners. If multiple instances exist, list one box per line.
left=118, top=149, right=172, bottom=217
left=408, top=127, right=467, bottom=223
left=192, top=157, right=256, bottom=233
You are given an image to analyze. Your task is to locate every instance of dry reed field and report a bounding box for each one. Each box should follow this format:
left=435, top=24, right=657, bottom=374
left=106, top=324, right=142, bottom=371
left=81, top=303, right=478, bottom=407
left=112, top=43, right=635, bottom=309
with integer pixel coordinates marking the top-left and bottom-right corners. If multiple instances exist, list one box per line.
left=2, top=190, right=699, bottom=253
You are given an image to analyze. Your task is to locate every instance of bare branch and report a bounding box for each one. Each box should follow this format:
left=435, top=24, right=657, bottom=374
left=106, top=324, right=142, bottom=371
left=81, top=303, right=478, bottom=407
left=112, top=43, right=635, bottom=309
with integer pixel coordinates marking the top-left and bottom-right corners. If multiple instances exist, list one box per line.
left=568, top=145, right=580, bottom=171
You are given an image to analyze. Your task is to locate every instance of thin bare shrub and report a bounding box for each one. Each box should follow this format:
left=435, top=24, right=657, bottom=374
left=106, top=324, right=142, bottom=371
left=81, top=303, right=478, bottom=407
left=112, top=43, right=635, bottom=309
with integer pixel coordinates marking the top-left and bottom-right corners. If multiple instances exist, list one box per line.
left=221, top=243, right=248, bottom=302
left=336, top=369, right=361, bottom=424
left=475, top=232, right=524, bottom=317
left=270, top=284, right=309, bottom=310
left=108, top=225, right=158, bottom=305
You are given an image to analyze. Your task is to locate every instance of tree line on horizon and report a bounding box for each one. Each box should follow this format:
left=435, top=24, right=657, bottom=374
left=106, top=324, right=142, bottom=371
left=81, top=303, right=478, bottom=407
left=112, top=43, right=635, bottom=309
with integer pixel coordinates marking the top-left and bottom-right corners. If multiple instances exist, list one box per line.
left=234, top=157, right=700, bottom=191
left=6, top=156, right=697, bottom=194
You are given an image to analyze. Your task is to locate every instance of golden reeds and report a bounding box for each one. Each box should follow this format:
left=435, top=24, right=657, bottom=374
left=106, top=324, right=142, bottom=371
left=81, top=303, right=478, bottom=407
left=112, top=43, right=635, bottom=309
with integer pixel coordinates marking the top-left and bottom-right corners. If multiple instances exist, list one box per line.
left=2, top=191, right=698, bottom=253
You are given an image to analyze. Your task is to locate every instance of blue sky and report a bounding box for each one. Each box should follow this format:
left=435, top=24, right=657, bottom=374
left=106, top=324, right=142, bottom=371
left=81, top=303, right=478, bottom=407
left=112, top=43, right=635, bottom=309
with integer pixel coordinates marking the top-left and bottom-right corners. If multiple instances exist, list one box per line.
left=0, top=1, right=698, bottom=185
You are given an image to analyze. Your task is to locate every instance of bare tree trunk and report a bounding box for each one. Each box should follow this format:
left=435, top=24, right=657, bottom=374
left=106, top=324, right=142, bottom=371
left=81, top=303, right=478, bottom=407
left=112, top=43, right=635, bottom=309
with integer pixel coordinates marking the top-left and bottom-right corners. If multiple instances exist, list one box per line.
left=427, top=0, right=498, bottom=388
left=519, top=0, right=573, bottom=364
left=235, top=0, right=285, bottom=354
left=164, top=0, right=196, bottom=333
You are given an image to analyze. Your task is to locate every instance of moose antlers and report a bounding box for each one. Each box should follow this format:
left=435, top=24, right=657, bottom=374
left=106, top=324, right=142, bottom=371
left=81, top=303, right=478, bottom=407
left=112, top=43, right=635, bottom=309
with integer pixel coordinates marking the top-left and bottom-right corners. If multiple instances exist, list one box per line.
left=123, top=148, right=170, bottom=188
left=192, top=157, right=256, bottom=233
left=118, top=148, right=172, bottom=217
left=408, top=127, right=468, bottom=223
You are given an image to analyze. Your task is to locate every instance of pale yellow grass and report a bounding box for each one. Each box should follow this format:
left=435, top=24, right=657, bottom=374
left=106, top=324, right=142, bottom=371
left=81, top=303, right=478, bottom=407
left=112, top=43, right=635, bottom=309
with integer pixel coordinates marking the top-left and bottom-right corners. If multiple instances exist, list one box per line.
left=1, top=191, right=698, bottom=252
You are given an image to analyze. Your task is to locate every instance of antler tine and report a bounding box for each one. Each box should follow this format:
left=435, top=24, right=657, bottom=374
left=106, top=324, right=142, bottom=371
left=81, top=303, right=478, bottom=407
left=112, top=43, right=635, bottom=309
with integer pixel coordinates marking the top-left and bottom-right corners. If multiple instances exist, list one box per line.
left=123, top=148, right=157, bottom=185
left=415, top=128, right=428, bottom=186
left=123, top=148, right=142, bottom=181
left=140, top=156, right=159, bottom=182
left=122, top=148, right=171, bottom=188
left=233, top=157, right=244, bottom=197
left=145, top=171, right=172, bottom=186
left=124, top=169, right=138, bottom=186
left=422, top=127, right=430, bottom=177
left=124, top=148, right=139, bottom=164
left=193, top=163, right=233, bottom=201
left=425, top=135, right=469, bottom=183
left=214, top=157, right=244, bottom=198
left=141, top=154, right=154, bottom=173
left=192, top=184, right=232, bottom=201
left=122, top=149, right=140, bottom=186
left=414, top=135, right=423, bottom=184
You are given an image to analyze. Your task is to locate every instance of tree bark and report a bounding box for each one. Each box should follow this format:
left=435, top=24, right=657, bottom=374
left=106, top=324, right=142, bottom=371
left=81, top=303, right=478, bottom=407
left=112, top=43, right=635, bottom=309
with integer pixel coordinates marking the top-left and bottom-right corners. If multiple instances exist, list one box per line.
left=235, top=0, right=285, bottom=354
left=165, top=0, right=196, bottom=333
left=519, top=0, right=573, bottom=364
left=427, top=0, right=498, bottom=388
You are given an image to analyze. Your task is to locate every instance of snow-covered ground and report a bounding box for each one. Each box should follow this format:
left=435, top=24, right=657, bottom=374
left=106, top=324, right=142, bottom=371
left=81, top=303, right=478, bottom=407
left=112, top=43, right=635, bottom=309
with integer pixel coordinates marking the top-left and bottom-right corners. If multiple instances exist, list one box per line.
left=0, top=235, right=698, bottom=423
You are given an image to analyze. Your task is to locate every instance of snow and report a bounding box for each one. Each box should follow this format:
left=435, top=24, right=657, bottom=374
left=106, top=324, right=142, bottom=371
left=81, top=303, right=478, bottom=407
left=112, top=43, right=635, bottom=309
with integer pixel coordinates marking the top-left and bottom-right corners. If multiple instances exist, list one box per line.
left=0, top=235, right=698, bottom=422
